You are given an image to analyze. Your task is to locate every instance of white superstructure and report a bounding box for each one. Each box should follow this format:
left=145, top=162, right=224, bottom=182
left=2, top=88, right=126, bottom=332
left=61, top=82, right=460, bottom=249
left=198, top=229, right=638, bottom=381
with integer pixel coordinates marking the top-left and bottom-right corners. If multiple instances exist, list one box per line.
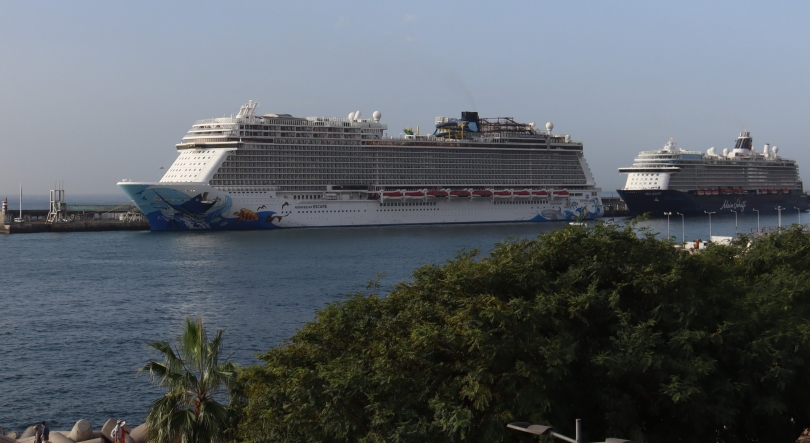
left=119, top=102, right=603, bottom=230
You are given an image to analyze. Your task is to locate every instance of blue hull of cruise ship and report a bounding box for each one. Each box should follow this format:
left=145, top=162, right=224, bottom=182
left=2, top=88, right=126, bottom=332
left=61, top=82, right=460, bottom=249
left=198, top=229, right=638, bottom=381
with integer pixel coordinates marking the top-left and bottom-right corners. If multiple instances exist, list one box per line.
left=119, top=183, right=283, bottom=231
left=618, top=189, right=810, bottom=216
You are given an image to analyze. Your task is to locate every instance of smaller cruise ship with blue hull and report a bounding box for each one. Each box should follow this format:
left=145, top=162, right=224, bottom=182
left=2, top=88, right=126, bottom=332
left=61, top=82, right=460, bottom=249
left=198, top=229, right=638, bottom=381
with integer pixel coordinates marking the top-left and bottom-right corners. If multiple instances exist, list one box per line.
left=617, top=133, right=809, bottom=216
left=120, top=102, right=604, bottom=230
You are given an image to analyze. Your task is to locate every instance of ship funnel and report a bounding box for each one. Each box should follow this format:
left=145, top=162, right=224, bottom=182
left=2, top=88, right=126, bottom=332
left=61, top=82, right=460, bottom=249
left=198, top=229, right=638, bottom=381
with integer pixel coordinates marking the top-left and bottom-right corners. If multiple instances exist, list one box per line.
left=764, top=143, right=770, bottom=155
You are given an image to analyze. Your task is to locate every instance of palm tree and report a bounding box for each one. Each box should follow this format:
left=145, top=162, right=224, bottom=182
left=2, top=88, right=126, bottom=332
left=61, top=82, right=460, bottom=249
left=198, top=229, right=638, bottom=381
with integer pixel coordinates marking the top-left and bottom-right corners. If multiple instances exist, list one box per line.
left=138, top=317, right=242, bottom=443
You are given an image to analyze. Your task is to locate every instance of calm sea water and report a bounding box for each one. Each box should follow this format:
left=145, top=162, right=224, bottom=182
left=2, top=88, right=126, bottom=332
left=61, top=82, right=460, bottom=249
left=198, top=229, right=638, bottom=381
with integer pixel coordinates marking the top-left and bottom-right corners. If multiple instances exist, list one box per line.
left=0, top=211, right=801, bottom=432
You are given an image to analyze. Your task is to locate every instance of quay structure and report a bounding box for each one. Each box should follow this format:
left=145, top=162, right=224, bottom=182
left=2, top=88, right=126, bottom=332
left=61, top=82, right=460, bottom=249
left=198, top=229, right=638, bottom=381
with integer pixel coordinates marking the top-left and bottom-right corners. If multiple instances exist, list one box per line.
left=1, top=187, right=148, bottom=234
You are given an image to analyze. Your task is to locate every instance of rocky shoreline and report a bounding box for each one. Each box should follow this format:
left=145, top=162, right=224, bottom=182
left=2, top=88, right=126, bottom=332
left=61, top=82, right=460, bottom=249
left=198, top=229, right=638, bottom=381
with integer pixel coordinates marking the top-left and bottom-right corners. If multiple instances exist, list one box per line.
left=0, top=420, right=146, bottom=443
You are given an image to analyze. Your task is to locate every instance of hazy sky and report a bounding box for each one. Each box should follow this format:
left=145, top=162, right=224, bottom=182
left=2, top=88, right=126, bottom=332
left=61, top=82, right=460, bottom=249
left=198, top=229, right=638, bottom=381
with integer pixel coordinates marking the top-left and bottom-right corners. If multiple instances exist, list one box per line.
left=1, top=1, right=809, bottom=200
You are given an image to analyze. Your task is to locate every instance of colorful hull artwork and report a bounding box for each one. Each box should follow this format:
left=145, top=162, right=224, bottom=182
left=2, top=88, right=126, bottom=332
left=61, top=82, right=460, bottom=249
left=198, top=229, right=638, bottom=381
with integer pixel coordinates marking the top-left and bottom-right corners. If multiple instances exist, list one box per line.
left=119, top=183, right=281, bottom=230
left=120, top=183, right=603, bottom=231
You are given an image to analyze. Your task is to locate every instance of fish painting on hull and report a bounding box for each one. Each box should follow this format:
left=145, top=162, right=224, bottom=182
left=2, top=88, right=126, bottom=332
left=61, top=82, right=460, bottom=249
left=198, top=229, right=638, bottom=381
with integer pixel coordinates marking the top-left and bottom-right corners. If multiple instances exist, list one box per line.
left=233, top=208, right=259, bottom=226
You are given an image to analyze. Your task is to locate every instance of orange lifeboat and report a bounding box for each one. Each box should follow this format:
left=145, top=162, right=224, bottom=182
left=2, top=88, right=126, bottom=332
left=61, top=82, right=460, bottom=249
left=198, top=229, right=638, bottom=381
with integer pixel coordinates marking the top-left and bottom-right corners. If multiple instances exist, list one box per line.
left=552, top=189, right=570, bottom=197
left=449, top=190, right=471, bottom=198
left=711, top=189, right=719, bottom=195
left=426, top=190, right=448, bottom=198
left=493, top=190, right=512, bottom=198
left=531, top=190, right=550, bottom=197
left=696, top=189, right=705, bottom=196
left=472, top=190, right=493, bottom=198
left=404, top=191, right=425, bottom=199
left=512, top=190, right=531, bottom=197
left=383, top=191, right=404, bottom=199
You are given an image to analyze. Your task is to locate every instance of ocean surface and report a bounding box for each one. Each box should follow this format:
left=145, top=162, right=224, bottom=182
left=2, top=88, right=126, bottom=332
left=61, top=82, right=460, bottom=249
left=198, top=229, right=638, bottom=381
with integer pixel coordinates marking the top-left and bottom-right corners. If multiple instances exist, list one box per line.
left=0, top=210, right=802, bottom=432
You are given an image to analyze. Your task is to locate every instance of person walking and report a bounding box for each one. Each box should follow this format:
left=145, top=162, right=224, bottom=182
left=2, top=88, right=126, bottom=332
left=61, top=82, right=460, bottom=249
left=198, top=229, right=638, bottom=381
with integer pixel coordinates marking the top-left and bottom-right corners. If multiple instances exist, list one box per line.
left=34, top=425, right=43, bottom=443
left=119, top=421, right=127, bottom=443
left=40, top=422, right=49, bottom=443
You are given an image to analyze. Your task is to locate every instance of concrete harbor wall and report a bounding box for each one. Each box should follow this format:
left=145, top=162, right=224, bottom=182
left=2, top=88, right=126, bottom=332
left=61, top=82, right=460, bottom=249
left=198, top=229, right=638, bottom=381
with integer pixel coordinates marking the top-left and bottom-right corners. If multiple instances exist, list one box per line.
left=2, top=208, right=149, bottom=233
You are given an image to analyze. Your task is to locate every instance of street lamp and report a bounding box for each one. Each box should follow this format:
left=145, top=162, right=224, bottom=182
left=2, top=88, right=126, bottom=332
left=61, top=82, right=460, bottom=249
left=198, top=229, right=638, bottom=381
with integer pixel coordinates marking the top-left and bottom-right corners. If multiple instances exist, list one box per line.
left=795, top=206, right=802, bottom=224
left=508, top=419, right=639, bottom=443
left=729, top=209, right=738, bottom=236
left=753, top=209, right=760, bottom=234
left=663, top=212, right=672, bottom=240
left=776, top=206, right=784, bottom=228
left=705, top=211, right=716, bottom=239
left=676, top=212, right=685, bottom=244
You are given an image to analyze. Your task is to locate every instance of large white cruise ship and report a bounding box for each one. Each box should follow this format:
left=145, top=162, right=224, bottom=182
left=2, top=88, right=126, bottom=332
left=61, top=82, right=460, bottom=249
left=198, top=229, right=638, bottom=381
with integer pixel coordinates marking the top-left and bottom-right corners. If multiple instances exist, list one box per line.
left=617, top=132, right=808, bottom=215
left=118, top=102, right=603, bottom=230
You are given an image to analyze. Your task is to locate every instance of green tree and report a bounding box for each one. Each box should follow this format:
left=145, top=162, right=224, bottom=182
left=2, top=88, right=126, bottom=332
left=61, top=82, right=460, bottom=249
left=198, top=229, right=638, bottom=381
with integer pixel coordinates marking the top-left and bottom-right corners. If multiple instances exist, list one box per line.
left=139, top=317, right=242, bottom=443
left=238, top=224, right=810, bottom=443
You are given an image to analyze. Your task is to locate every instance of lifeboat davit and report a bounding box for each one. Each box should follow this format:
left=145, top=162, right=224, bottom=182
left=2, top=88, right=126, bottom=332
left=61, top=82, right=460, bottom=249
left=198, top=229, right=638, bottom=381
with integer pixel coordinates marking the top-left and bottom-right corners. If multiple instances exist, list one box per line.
left=512, top=190, right=531, bottom=198
left=427, top=190, right=448, bottom=198
left=531, top=190, right=550, bottom=197
left=404, top=191, right=425, bottom=199
left=493, top=190, right=512, bottom=198
left=472, top=190, right=493, bottom=198
left=383, top=191, right=404, bottom=199
left=449, top=190, right=471, bottom=198
left=552, top=189, right=569, bottom=197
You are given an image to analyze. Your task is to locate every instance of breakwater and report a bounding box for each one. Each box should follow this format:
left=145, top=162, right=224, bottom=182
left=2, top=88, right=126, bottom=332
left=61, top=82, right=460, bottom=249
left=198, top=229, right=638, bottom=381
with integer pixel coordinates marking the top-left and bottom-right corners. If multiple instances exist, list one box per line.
left=1, top=420, right=145, bottom=443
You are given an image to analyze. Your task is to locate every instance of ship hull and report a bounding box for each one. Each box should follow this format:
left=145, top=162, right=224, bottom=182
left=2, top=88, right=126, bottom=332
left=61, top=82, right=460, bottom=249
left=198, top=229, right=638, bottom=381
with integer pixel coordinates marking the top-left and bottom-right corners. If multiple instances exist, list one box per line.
left=617, top=189, right=810, bottom=216
left=120, top=182, right=604, bottom=231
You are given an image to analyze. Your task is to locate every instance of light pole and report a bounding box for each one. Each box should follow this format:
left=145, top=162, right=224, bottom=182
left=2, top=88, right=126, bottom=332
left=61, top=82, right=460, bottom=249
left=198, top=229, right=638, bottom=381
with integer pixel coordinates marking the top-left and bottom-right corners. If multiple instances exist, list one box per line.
left=676, top=212, right=685, bottom=244
left=664, top=212, right=672, bottom=240
left=777, top=206, right=784, bottom=228
left=753, top=209, right=760, bottom=234
left=730, top=209, right=738, bottom=236
left=795, top=206, right=802, bottom=224
left=508, top=419, right=639, bottom=443
left=705, top=211, right=715, bottom=239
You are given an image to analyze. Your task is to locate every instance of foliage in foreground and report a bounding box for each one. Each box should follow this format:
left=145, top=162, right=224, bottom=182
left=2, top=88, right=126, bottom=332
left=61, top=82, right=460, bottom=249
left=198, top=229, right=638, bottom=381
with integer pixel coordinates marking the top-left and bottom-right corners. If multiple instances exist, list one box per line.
left=138, top=317, right=243, bottom=443
left=238, top=224, right=810, bottom=443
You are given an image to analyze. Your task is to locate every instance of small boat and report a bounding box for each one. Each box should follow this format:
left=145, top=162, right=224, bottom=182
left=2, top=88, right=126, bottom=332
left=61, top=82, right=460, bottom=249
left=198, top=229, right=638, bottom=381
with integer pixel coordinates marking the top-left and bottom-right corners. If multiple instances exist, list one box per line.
left=711, top=189, right=719, bottom=195
left=531, top=190, right=550, bottom=197
left=760, top=189, right=769, bottom=195
left=769, top=188, right=778, bottom=194
left=383, top=191, right=404, bottom=198
left=449, top=190, right=471, bottom=198
left=781, top=188, right=790, bottom=194
left=720, top=188, right=732, bottom=195
left=512, top=190, right=531, bottom=197
left=733, top=188, right=745, bottom=195
left=426, top=190, right=448, bottom=198
left=493, top=190, right=512, bottom=198
left=696, top=189, right=705, bottom=196
left=472, top=190, right=493, bottom=198
left=404, top=191, right=425, bottom=199
left=552, top=189, right=569, bottom=197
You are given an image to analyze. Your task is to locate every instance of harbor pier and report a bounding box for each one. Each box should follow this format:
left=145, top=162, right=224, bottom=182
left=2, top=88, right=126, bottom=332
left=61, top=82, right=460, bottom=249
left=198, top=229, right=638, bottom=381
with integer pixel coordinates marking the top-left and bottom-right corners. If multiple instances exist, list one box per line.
left=2, top=205, right=148, bottom=234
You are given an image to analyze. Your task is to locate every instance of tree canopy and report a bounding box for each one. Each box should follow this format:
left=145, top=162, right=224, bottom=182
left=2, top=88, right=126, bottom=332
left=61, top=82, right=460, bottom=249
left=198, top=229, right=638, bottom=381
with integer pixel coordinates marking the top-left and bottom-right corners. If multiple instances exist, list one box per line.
left=138, top=317, right=243, bottom=443
left=238, top=224, right=810, bottom=443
